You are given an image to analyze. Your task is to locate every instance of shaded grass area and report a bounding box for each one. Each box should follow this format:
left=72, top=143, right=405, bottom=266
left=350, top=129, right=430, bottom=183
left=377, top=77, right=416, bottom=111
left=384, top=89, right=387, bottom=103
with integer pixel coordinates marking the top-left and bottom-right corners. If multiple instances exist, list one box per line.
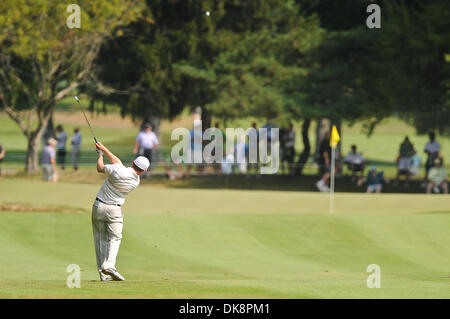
left=0, top=179, right=449, bottom=298
left=0, top=166, right=438, bottom=194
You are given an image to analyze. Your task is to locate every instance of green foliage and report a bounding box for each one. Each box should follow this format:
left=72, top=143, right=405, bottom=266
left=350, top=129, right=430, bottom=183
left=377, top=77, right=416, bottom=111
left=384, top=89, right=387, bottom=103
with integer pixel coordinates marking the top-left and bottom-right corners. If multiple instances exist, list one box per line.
left=176, top=1, right=322, bottom=125
left=0, top=0, right=144, bottom=173
left=299, top=0, right=449, bottom=135
left=374, top=1, right=450, bottom=134
left=92, top=0, right=304, bottom=123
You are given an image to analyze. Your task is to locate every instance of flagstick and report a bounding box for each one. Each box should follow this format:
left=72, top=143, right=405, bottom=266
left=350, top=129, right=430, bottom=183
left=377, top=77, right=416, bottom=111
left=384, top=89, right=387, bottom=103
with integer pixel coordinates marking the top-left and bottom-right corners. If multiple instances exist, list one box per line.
left=329, top=146, right=336, bottom=214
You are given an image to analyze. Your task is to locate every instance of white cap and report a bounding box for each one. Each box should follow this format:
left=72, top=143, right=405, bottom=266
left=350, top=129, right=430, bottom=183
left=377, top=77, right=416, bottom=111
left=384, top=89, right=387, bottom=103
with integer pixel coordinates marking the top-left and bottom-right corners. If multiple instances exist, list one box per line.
left=133, top=156, right=150, bottom=171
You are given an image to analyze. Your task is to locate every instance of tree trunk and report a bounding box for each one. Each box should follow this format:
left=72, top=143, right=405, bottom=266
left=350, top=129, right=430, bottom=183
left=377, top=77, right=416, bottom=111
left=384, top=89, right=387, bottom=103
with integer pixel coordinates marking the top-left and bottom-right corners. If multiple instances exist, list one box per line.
left=25, top=132, right=42, bottom=175
left=295, top=118, right=311, bottom=176
left=25, top=104, right=54, bottom=175
left=41, top=114, right=55, bottom=150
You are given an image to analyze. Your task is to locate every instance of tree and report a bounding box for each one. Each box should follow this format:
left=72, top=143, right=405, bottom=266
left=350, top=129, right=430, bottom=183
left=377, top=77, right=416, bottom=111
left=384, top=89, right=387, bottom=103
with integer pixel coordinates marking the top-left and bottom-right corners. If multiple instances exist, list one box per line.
left=176, top=1, right=322, bottom=122
left=0, top=0, right=144, bottom=173
left=300, top=0, right=450, bottom=135
left=373, top=1, right=450, bottom=134
left=91, top=0, right=303, bottom=130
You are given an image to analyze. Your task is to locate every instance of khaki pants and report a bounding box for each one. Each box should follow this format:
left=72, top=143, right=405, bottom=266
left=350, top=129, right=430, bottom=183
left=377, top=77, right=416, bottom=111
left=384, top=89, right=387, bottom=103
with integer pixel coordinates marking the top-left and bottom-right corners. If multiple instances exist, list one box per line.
left=92, top=200, right=123, bottom=278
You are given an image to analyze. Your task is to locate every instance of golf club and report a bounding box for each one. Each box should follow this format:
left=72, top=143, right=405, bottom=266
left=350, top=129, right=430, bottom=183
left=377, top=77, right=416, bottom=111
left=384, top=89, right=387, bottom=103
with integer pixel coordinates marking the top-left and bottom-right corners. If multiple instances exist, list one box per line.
left=74, top=95, right=98, bottom=143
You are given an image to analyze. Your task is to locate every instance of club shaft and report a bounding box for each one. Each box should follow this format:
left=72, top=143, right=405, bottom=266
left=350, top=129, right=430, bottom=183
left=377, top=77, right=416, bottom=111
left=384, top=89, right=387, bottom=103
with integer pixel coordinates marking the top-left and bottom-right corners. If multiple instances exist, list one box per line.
left=76, top=100, right=98, bottom=143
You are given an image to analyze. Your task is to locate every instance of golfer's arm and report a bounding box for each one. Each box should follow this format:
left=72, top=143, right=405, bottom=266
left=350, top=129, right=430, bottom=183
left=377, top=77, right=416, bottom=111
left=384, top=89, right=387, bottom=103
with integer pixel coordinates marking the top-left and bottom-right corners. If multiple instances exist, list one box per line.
left=97, top=154, right=105, bottom=172
left=102, top=147, right=122, bottom=165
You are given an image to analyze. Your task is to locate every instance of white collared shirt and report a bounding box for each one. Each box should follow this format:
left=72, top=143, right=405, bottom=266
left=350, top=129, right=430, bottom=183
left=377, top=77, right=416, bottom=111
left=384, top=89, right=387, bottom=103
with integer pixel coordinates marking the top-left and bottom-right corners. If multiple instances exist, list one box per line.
left=96, top=164, right=140, bottom=205
left=424, top=141, right=440, bottom=154
left=136, top=131, right=159, bottom=149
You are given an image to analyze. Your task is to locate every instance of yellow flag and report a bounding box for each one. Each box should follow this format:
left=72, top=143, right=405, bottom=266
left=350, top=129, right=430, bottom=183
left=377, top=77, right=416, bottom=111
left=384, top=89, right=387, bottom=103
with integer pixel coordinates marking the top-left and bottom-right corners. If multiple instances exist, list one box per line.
left=330, top=125, right=340, bottom=148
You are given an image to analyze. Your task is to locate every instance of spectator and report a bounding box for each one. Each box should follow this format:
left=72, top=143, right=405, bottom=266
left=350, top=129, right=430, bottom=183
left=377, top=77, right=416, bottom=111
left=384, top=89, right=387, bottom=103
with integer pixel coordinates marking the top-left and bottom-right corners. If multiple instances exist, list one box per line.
left=164, top=157, right=186, bottom=181
left=0, top=143, right=5, bottom=176
left=71, top=127, right=82, bottom=171
left=221, top=148, right=235, bottom=175
left=423, top=131, right=441, bottom=187
left=358, top=166, right=385, bottom=193
left=282, top=123, right=296, bottom=175
left=344, top=144, right=366, bottom=181
left=235, top=135, right=248, bottom=174
left=55, top=125, right=67, bottom=170
left=42, top=138, right=58, bottom=183
left=186, top=121, right=204, bottom=177
left=133, top=122, right=159, bottom=176
left=211, top=122, right=223, bottom=176
left=426, top=157, right=448, bottom=194
left=248, top=122, right=260, bottom=175
left=315, top=131, right=333, bottom=192
left=395, top=136, right=414, bottom=187
left=279, top=126, right=287, bottom=173
left=409, top=150, right=422, bottom=176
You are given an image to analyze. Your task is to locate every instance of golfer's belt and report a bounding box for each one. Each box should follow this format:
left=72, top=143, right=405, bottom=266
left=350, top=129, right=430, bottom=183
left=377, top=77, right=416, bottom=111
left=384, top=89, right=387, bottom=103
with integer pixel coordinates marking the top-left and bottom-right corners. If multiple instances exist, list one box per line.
left=95, top=197, right=121, bottom=207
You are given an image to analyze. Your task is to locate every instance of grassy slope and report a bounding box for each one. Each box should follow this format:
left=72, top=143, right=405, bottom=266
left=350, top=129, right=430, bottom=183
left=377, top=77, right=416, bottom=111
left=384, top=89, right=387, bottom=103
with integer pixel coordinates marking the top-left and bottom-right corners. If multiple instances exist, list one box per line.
left=0, top=179, right=448, bottom=298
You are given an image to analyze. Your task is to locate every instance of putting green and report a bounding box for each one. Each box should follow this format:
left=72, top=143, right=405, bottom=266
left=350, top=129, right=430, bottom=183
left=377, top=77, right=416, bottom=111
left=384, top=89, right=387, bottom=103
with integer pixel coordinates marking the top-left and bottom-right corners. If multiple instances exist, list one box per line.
left=0, top=179, right=449, bottom=298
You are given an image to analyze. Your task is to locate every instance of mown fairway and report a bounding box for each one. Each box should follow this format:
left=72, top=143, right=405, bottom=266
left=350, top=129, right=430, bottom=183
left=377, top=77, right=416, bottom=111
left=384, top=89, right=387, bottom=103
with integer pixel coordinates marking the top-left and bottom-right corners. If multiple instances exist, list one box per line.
left=0, top=179, right=449, bottom=298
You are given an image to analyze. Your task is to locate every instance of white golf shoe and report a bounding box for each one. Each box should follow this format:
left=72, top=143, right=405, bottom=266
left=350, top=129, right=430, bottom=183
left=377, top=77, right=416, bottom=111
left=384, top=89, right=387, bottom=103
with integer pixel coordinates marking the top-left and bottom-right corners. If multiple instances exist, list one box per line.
left=99, top=270, right=113, bottom=281
left=315, top=180, right=330, bottom=192
left=102, top=268, right=125, bottom=281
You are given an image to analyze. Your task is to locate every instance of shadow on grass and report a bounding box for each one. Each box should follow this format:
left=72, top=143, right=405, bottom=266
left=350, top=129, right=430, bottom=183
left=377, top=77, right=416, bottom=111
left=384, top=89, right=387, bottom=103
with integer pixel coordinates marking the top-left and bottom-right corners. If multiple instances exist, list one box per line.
left=141, top=174, right=432, bottom=194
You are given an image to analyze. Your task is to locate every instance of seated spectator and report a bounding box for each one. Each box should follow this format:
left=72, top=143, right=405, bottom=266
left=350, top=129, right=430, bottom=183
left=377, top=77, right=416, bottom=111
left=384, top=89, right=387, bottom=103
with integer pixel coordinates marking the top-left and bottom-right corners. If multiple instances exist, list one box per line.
left=221, top=148, right=235, bottom=175
left=164, top=159, right=186, bottom=181
left=409, top=150, right=422, bottom=176
left=426, top=157, right=448, bottom=194
left=395, top=136, right=415, bottom=187
left=235, top=135, right=248, bottom=174
left=358, top=166, right=385, bottom=194
left=344, top=144, right=366, bottom=181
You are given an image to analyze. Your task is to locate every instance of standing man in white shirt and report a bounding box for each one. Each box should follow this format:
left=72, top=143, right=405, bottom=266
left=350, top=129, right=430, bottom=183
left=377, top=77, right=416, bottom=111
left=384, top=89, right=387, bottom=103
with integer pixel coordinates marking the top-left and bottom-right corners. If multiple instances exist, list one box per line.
left=133, top=122, right=159, bottom=175
left=93, top=141, right=149, bottom=281
left=423, top=131, right=440, bottom=187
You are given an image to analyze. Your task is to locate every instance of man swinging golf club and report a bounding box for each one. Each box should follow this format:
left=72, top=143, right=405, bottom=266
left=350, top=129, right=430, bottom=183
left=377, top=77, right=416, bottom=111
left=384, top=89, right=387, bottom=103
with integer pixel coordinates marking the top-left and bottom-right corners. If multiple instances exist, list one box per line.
left=92, top=141, right=149, bottom=281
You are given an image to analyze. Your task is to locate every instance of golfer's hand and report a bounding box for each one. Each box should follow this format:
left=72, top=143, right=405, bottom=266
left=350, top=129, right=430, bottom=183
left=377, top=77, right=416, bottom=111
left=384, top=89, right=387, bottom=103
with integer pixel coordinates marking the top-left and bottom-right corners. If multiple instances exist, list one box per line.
left=95, top=142, right=107, bottom=152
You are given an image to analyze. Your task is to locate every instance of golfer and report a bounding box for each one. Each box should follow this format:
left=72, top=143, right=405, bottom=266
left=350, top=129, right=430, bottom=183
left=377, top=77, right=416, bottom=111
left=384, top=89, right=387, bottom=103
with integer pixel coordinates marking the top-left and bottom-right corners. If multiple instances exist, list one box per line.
left=92, top=141, right=149, bottom=281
